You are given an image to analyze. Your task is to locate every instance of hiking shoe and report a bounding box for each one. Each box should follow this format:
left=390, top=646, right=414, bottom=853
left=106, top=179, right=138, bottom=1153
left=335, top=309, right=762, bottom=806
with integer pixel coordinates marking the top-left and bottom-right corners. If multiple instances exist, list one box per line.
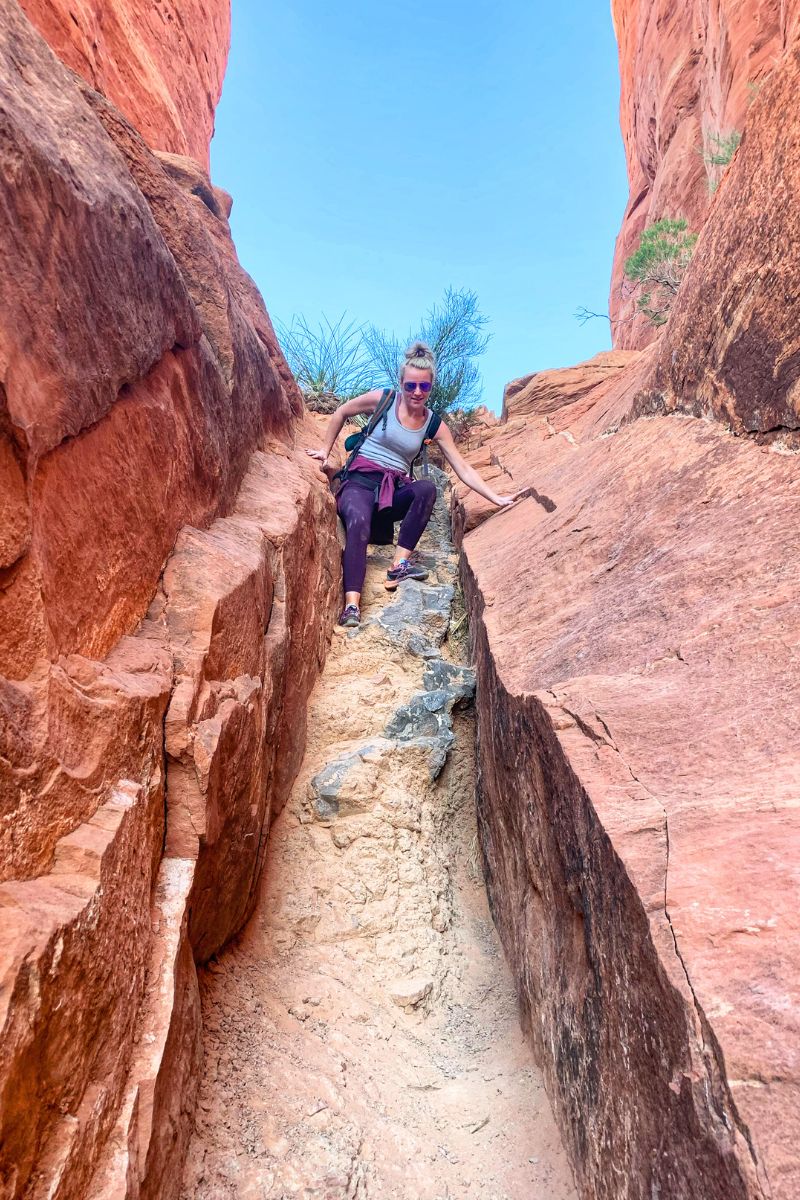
left=338, top=604, right=360, bottom=628
left=385, top=558, right=429, bottom=590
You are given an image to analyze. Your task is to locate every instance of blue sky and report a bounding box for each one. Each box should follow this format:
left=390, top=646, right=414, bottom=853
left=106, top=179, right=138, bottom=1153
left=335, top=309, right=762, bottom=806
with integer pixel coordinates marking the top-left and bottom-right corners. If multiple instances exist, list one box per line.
left=211, top=1, right=627, bottom=412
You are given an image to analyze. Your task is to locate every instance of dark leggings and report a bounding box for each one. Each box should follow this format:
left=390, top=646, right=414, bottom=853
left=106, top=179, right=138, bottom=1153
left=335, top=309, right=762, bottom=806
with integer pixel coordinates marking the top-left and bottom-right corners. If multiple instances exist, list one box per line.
left=337, top=478, right=437, bottom=593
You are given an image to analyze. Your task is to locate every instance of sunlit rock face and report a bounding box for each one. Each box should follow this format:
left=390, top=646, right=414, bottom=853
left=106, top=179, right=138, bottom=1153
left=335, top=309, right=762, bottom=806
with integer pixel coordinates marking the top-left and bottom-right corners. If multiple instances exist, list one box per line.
left=638, top=42, right=800, bottom=436
left=609, top=0, right=800, bottom=349
left=17, top=0, right=229, bottom=167
left=0, top=2, right=341, bottom=1195
left=453, top=355, right=799, bottom=1200
left=450, top=29, right=800, bottom=1199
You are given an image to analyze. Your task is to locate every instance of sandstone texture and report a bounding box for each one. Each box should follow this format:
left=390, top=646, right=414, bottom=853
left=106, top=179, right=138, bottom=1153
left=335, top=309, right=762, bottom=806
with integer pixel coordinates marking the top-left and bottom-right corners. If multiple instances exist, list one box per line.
left=451, top=41, right=800, bottom=1193
left=453, top=351, right=799, bottom=1198
left=452, top=95, right=800, bottom=1186
left=610, top=0, right=800, bottom=347
left=0, top=3, right=340, bottom=1196
left=17, top=0, right=229, bottom=166
left=181, top=485, right=576, bottom=1200
left=446, top=11, right=800, bottom=1195
left=637, top=43, right=800, bottom=436
left=4, top=0, right=800, bottom=1196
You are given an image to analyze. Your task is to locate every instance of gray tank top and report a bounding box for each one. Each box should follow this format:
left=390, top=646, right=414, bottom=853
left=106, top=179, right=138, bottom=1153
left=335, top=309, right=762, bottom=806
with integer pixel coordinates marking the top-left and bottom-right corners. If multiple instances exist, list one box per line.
left=359, top=393, right=430, bottom=473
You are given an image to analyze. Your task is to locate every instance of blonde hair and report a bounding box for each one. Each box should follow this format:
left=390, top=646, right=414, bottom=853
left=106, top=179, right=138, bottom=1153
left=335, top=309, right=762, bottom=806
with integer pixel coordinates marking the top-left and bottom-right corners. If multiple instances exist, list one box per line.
left=400, top=340, right=437, bottom=385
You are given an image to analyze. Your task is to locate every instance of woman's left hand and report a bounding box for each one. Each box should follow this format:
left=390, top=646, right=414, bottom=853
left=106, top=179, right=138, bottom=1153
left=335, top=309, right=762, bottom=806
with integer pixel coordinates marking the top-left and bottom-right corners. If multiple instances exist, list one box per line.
left=492, top=488, right=528, bottom=507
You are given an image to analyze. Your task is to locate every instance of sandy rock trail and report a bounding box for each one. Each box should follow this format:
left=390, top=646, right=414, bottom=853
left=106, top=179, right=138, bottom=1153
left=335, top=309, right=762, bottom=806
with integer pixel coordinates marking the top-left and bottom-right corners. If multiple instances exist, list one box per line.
left=182, top=485, right=576, bottom=1199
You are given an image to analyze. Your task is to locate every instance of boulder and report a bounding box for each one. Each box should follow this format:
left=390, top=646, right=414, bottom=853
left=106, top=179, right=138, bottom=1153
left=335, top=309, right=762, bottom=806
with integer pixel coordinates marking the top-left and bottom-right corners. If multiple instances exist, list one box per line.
left=0, top=430, right=341, bottom=1197
left=449, top=19, right=800, bottom=1198
left=452, top=341, right=799, bottom=1196
left=0, top=1, right=302, bottom=677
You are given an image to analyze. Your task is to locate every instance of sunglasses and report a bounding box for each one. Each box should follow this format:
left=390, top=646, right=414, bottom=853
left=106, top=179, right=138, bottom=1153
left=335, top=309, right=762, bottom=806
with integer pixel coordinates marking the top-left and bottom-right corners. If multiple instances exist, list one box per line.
left=403, top=381, right=432, bottom=394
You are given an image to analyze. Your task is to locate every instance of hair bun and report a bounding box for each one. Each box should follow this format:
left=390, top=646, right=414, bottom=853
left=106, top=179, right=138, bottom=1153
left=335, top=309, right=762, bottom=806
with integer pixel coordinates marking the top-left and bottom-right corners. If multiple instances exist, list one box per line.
left=405, top=340, right=434, bottom=362
left=400, top=340, right=437, bottom=386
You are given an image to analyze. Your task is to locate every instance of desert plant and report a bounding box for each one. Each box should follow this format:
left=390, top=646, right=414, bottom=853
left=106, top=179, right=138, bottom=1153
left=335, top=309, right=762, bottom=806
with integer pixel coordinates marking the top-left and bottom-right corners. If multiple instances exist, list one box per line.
left=574, top=306, right=612, bottom=327
left=363, top=287, right=490, bottom=415
left=702, top=129, right=741, bottom=192
left=276, top=313, right=374, bottom=402
left=705, top=129, right=741, bottom=167
left=446, top=405, right=481, bottom=443
left=623, top=218, right=698, bottom=326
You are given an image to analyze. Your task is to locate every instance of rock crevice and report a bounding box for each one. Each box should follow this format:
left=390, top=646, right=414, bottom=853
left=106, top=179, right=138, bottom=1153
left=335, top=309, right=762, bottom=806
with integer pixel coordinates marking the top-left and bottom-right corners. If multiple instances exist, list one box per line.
left=179, top=480, right=577, bottom=1200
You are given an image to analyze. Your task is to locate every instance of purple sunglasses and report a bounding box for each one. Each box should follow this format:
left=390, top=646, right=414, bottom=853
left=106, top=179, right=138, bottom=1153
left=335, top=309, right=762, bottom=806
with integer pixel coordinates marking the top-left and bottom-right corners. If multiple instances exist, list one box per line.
left=403, top=380, right=432, bottom=394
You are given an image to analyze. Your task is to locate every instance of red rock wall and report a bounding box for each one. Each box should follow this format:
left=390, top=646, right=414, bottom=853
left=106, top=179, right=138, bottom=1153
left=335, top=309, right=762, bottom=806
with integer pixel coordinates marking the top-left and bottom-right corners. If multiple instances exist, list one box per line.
left=17, top=0, right=229, bottom=168
left=609, top=0, right=800, bottom=348
left=454, top=368, right=799, bottom=1200
left=452, top=31, right=800, bottom=1200
left=0, top=2, right=341, bottom=1195
left=637, top=42, right=800, bottom=435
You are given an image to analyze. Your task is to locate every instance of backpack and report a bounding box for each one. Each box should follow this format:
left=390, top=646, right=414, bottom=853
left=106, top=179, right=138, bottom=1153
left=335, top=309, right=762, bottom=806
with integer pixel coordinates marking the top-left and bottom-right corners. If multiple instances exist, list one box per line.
left=334, top=388, right=442, bottom=488
left=413, top=409, right=442, bottom=478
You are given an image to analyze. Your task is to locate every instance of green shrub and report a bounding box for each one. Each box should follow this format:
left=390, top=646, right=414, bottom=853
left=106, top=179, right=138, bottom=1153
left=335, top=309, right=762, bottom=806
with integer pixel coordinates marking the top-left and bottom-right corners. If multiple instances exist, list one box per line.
left=623, top=218, right=698, bottom=326
left=703, top=129, right=741, bottom=192
left=279, top=288, right=490, bottom=416
left=363, top=287, right=490, bottom=415
left=705, top=129, right=741, bottom=167
left=276, top=313, right=374, bottom=403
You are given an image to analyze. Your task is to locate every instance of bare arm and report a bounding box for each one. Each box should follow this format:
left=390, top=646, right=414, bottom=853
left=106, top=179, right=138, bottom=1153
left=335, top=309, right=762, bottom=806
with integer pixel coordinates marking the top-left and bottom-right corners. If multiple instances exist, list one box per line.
left=434, top=421, right=523, bottom=507
left=306, top=389, right=384, bottom=468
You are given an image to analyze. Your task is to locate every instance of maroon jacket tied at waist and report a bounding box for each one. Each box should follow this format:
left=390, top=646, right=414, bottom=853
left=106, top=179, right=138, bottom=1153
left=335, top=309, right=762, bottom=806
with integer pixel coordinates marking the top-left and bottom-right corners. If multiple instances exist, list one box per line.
left=348, top=454, right=412, bottom=509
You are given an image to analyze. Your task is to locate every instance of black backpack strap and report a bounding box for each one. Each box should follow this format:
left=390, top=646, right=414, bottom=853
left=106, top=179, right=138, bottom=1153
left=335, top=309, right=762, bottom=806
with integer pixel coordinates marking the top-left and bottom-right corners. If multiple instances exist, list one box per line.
left=334, top=388, right=396, bottom=484
left=365, top=387, right=396, bottom=438
left=411, top=410, right=442, bottom=479
left=424, top=411, right=441, bottom=440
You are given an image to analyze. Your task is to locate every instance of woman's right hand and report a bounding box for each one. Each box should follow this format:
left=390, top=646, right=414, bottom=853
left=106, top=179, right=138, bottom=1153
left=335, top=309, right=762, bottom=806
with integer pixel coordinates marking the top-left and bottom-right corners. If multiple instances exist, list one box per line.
left=307, top=448, right=330, bottom=469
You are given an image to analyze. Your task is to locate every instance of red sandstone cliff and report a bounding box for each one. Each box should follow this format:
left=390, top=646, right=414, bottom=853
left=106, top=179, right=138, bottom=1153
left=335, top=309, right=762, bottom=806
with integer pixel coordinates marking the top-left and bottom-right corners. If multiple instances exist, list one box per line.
left=0, top=2, right=340, bottom=1195
left=17, top=0, right=228, bottom=167
left=4, top=0, right=800, bottom=1196
left=452, top=28, right=800, bottom=1200
left=610, top=0, right=800, bottom=349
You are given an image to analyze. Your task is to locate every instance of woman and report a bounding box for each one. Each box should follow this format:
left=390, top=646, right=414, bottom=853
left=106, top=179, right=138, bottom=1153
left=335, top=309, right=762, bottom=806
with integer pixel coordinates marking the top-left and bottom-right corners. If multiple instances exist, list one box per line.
left=308, top=341, right=522, bottom=627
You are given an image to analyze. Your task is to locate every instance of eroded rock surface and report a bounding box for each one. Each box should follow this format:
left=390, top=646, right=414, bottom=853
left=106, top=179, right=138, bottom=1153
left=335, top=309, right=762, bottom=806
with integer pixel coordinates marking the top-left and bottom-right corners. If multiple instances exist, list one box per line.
left=0, top=4, right=340, bottom=1196
left=18, top=0, right=229, bottom=166
left=181, top=484, right=576, bottom=1200
left=0, top=438, right=340, bottom=1200
left=610, top=0, right=800, bottom=346
left=637, top=43, right=800, bottom=436
left=1, top=2, right=301, bottom=676
left=448, top=15, right=800, bottom=1195
left=452, top=347, right=800, bottom=1198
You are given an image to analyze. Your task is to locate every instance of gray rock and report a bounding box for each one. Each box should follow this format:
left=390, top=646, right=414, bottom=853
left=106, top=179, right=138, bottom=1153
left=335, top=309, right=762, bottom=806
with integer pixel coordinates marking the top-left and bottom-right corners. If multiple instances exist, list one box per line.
left=313, top=793, right=339, bottom=821
left=407, top=635, right=441, bottom=660
left=378, top=581, right=454, bottom=656
left=386, top=704, right=443, bottom=741
left=423, top=660, right=476, bottom=702
left=309, top=742, right=385, bottom=822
